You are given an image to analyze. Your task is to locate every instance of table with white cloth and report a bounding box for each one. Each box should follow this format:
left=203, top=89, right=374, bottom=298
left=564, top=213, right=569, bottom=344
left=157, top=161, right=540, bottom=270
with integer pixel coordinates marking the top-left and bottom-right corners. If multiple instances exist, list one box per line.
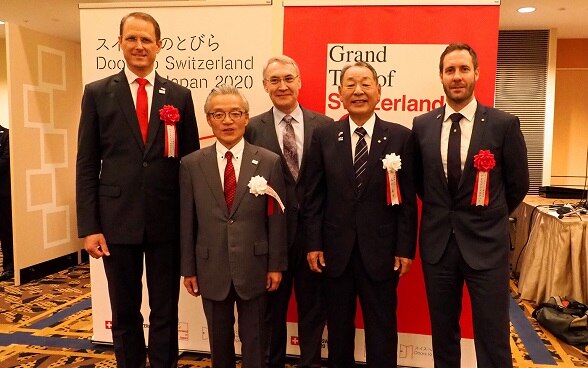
left=510, top=195, right=588, bottom=304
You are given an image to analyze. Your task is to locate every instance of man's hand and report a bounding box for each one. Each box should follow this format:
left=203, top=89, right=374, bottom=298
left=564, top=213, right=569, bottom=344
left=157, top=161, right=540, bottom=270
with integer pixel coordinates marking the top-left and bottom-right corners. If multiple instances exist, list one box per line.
left=84, top=233, right=110, bottom=259
left=266, top=272, right=282, bottom=292
left=394, top=257, right=412, bottom=277
left=183, top=276, right=200, bottom=297
left=307, top=251, right=325, bottom=273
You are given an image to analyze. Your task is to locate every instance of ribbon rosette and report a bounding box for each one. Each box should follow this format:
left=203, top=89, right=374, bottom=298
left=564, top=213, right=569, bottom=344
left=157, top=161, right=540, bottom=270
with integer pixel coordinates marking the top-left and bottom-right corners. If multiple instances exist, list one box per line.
left=471, top=149, right=496, bottom=206
left=382, top=153, right=402, bottom=205
left=159, top=105, right=180, bottom=158
left=248, top=175, right=285, bottom=215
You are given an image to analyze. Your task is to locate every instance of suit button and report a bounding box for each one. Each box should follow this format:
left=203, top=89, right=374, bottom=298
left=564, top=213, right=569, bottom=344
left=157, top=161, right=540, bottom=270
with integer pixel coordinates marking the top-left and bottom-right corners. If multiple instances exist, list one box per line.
left=142, top=162, right=148, bottom=167
left=228, top=219, right=234, bottom=224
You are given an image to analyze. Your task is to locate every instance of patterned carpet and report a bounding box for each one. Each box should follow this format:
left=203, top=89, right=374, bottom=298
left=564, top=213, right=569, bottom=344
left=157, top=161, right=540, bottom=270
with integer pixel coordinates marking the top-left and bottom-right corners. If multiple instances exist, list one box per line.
left=0, top=264, right=586, bottom=367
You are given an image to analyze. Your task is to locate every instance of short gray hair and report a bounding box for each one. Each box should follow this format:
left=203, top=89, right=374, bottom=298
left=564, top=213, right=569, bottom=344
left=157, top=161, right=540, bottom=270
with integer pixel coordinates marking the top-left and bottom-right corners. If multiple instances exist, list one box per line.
left=204, top=84, right=250, bottom=113
left=262, top=55, right=300, bottom=79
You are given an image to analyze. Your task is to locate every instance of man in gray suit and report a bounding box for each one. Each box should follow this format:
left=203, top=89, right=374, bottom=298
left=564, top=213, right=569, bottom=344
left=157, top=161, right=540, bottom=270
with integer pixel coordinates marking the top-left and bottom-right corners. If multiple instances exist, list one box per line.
left=245, top=55, right=331, bottom=368
left=180, top=84, right=288, bottom=368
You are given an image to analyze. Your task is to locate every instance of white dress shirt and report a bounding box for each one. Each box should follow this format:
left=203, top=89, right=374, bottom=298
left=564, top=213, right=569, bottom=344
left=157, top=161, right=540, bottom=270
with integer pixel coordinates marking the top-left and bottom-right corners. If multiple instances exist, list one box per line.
left=349, top=113, right=376, bottom=159
left=215, top=138, right=245, bottom=187
left=125, top=68, right=155, bottom=112
left=441, top=99, right=477, bottom=178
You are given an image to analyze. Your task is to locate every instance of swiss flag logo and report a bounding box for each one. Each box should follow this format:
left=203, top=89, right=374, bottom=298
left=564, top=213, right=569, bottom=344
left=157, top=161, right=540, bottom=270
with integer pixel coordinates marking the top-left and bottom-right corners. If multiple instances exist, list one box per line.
left=105, top=321, right=113, bottom=329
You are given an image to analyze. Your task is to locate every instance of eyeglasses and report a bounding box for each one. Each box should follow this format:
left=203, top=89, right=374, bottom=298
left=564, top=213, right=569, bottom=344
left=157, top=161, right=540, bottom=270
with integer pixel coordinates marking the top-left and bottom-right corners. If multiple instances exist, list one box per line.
left=208, top=111, right=246, bottom=121
left=265, top=75, right=299, bottom=85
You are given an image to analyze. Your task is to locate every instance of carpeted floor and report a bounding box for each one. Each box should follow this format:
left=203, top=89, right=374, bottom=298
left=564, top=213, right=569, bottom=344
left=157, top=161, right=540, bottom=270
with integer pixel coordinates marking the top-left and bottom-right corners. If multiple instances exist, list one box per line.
left=0, top=264, right=586, bottom=367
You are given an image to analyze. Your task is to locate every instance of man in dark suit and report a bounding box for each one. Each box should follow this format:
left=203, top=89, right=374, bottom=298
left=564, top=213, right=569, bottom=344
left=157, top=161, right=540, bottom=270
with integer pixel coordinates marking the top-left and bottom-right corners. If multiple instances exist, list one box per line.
left=245, top=55, right=332, bottom=368
left=76, top=12, right=199, bottom=368
left=0, top=124, right=13, bottom=281
left=412, top=43, right=529, bottom=368
left=304, top=61, right=418, bottom=367
left=180, top=84, right=287, bottom=368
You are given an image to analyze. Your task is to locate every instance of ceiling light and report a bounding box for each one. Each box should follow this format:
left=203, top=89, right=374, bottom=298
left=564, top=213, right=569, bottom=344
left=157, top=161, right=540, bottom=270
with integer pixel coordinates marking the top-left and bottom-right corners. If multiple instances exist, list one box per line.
left=517, top=7, right=536, bottom=13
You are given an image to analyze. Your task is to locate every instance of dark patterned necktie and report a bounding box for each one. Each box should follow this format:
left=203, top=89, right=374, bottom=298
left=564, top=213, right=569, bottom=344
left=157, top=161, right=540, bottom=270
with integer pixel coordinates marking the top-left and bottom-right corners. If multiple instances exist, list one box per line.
left=135, top=78, right=149, bottom=143
left=224, top=151, right=236, bottom=211
left=447, top=113, right=463, bottom=197
left=354, top=127, right=368, bottom=190
left=282, top=115, right=300, bottom=180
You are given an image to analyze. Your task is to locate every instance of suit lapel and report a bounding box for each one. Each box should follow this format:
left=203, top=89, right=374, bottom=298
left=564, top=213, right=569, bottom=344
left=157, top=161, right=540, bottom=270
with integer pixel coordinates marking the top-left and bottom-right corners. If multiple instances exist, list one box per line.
left=230, top=142, right=260, bottom=216
left=259, top=109, right=283, bottom=154
left=200, top=145, right=227, bottom=215
left=337, top=119, right=356, bottom=189
left=460, top=104, right=488, bottom=190
left=114, top=71, right=144, bottom=152
left=299, top=107, right=316, bottom=182
left=145, top=73, right=166, bottom=156
left=432, top=108, right=449, bottom=190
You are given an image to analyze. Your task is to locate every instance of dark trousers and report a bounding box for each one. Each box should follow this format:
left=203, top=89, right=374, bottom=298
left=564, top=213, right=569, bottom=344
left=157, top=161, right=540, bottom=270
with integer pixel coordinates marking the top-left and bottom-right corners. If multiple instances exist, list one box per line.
left=0, top=196, right=13, bottom=271
left=422, top=234, right=512, bottom=368
left=266, top=242, right=326, bottom=368
left=202, top=286, right=268, bottom=368
left=325, top=245, right=399, bottom=368
left=103, top=241, right=180, bottom=368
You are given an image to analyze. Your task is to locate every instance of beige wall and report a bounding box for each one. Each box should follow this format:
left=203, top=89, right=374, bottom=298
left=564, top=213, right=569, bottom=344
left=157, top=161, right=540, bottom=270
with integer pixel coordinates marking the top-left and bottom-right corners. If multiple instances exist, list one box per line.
left=0, top=39, right=8, bottom=126
left=551, top=39, right=588, bottom=187
left=6, top=24, right=82, bottom=284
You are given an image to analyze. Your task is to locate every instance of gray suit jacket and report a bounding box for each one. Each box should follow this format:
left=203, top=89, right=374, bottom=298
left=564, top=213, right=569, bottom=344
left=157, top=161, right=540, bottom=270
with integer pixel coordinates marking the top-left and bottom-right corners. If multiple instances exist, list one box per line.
left=245, top=107, right=333, bottom=248
left=180, top=141, right=288, bottom=301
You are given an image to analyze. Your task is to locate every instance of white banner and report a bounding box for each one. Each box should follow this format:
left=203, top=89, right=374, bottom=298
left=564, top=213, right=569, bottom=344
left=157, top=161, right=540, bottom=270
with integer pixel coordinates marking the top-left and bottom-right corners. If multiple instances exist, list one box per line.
left=80, top=3, right=274, bottom=145
left=80, top=3, right=274, bottom=353
left=325, top=43, right=447, bottom=127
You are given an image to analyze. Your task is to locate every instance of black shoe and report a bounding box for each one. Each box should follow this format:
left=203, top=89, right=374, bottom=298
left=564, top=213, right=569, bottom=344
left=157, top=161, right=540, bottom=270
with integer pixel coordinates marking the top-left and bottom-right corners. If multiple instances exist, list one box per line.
left=0, top=269, right=14, bottom=281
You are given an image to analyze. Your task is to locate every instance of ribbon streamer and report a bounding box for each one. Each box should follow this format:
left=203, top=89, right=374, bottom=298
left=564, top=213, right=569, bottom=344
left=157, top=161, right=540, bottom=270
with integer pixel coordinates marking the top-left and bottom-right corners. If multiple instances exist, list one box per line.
left=164, top=124, right=177, bottom=158
left=472, top=171, right=490, bottom=206
left=386, top=171, right=402, bottom=205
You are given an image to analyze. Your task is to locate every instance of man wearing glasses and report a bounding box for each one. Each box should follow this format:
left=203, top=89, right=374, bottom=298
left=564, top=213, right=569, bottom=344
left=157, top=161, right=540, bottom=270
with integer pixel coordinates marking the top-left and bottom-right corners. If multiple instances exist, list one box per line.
left=245, top=55, right=332, bottom=368
left=180, top=84, right=287, bottom=368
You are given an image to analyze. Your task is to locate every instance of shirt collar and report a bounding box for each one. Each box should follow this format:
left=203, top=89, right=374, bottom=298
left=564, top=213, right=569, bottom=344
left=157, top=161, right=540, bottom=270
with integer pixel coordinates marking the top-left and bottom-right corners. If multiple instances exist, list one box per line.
left=273, top=104, right=302, bottom=125
left=125, top=67, right=156, bottom=86
left=349, top=113, right=376, bottom=138
left=444, top=98, right=477, bottom=122
left=216, top=138, right=245, bottom=160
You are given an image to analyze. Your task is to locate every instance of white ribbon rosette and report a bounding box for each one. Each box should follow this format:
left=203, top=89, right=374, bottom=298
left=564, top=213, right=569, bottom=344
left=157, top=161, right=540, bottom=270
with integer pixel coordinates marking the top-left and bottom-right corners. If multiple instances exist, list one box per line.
left=248, top=175, right=285, bottom=214
left=382, top=153, right=402, bottom=205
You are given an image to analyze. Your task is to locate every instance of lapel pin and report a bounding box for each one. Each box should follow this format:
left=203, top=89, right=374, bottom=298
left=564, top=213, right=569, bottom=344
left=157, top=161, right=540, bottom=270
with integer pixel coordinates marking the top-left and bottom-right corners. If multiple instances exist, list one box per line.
left=338, top=137, right=344, bottom=141
left=159, top=88, right=166, bottom=94
left=252, top=159, right=259, bottom=165
left=436, top=114, right=442, bottom=119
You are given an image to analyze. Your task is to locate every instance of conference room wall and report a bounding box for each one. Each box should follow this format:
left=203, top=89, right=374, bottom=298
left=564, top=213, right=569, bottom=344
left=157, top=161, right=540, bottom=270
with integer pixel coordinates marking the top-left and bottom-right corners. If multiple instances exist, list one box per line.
left=552, top=38, right=588, bottom=188
left=5, top=24, right=82, bottom=285
left=0, top=40, right=7, bottom=127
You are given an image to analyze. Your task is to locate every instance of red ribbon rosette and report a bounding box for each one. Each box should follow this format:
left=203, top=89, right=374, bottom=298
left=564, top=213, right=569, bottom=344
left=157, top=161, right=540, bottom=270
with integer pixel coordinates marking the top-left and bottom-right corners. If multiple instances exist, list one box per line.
left=159, top=105, right=180, bottom=157
left=471, top=149, right=496, bottom=206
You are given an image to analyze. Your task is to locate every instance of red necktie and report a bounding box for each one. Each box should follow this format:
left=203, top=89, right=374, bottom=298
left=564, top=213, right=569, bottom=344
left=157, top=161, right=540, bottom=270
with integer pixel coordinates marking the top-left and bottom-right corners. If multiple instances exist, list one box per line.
left=224, top=151, right=237, bottom=211
left=135, top=78, right=149, bottom=143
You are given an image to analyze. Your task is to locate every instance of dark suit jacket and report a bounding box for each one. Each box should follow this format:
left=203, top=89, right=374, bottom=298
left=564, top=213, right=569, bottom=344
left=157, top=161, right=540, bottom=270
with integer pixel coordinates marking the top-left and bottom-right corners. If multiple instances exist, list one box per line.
left=0, top=125, right=10, bottom=198
left=179, top=142, right=288, bottom=301
left=76, top=70, right=200, bottom=244
left=244, top=107, right=334, bottom=248
left=412, top=103, right=529, bottom=270
left=303, top=116, right=418, bottom=281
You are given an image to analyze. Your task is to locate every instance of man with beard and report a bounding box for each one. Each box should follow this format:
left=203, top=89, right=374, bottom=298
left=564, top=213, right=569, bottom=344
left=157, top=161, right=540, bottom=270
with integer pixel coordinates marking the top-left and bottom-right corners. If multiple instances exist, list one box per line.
left=412, top=43, right=529, bottom=367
